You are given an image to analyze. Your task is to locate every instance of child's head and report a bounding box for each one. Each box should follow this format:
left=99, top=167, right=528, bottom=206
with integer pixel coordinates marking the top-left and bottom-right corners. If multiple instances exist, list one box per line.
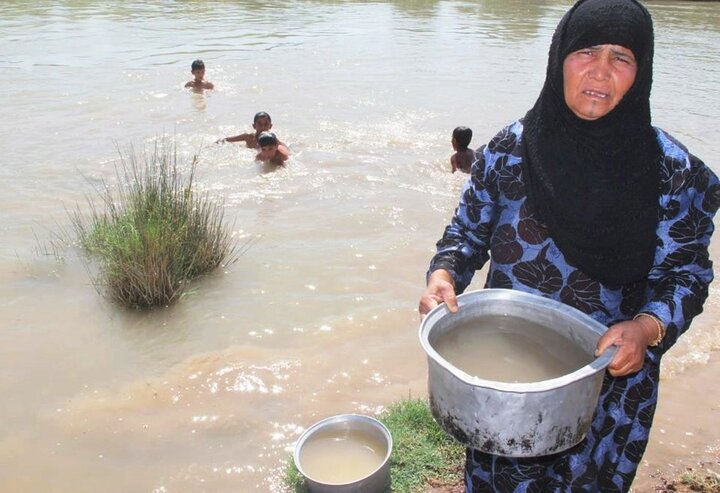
left=258, top=132, right=278, bottom=148
left=191, top=59, right=206, bottom=80
left=257, top=131, right=279, bottom=159
left=452, top=126, right=472, bottom=150
left=253, top=112, right=273, bottom=134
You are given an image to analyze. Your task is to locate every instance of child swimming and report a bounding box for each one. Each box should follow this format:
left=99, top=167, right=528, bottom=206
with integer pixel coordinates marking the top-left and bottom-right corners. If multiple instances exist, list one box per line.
left=255, top=131, right=290, bottom=165
left=216, top=111, right=285, bottom=149
left=450, top=126, right=475, bottom=174
left=184, top=59, right=214, bottom=91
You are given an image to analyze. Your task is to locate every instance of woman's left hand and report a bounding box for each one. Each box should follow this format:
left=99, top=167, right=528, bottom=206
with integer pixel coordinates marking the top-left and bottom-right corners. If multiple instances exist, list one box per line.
left=595, top=319, right=655, bottom=377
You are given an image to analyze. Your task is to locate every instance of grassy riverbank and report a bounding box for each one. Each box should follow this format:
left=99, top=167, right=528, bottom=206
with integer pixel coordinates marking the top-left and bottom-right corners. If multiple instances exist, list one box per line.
left=285, top=398, right=464, bottom=493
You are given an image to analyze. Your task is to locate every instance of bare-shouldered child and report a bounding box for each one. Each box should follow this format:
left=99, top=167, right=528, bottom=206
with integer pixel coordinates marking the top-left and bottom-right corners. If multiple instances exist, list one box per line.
left=184, top=59, right=214, bottom=91
left=450, top=126, right=476, bottom=174
left=216, top=111, right=287, bottom=149
left=255, top=132, right=290, bottom=166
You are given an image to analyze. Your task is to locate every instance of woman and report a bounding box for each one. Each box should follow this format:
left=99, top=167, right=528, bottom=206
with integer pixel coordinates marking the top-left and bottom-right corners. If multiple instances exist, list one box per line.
left=418, top=0, right=719, bottom=491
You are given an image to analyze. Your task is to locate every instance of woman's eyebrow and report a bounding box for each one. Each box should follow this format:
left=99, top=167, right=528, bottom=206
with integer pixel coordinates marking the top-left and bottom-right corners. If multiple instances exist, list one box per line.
left=610, top=48, right=636, bottom=60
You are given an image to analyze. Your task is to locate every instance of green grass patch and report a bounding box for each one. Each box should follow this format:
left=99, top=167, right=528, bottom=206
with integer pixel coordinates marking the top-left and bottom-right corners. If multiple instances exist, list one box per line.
left=284, top=398, right=464, bottom=492
left=680, top=468, right=720, bottom=492
left=71, top=141, right=237, bottom=308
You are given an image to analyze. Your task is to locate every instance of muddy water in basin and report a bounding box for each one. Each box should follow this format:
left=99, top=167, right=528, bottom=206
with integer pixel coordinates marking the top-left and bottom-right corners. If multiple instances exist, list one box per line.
left=298, top=428, right=387, bottom=484
left=432, top=315, right=594, bottom=383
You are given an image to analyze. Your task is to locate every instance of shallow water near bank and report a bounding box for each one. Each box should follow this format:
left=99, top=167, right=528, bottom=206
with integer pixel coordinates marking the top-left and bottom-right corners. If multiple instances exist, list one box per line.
left=1, top=1, right=719, bottom=492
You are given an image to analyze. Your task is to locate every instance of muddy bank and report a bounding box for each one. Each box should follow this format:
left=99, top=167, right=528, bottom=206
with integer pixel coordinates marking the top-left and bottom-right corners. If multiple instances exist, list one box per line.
left=631, top=353, right=720, bottom=492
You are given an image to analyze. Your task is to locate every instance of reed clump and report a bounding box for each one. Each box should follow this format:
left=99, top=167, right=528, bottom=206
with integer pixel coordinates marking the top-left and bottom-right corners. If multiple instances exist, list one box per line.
left=72, top=142, right=235, bottom=308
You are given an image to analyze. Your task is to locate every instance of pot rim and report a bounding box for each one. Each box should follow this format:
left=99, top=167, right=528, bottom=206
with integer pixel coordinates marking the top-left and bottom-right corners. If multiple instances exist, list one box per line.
left=419, top=288, right=616, bottom=393
left=293, top=413, right=393, bottom=486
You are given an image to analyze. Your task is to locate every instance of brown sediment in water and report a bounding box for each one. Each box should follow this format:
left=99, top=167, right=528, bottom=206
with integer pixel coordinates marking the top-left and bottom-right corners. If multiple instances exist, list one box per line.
left=298, top=428, right=386, bottom=484
left=431, top=316, right=593, bottom=383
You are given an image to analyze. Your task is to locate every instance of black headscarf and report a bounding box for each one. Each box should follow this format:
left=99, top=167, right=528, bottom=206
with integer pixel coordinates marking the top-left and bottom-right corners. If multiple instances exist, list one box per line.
left=521, top=0, right=661, bottom=286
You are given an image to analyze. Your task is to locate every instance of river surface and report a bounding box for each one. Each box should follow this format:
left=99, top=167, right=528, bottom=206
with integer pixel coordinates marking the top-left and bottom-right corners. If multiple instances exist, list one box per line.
left=1, top=1, right=719, bottom=492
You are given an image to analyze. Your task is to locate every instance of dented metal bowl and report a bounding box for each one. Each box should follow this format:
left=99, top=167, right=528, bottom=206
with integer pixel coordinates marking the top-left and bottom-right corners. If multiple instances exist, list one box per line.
left=419, top=289, right=616, bottom=457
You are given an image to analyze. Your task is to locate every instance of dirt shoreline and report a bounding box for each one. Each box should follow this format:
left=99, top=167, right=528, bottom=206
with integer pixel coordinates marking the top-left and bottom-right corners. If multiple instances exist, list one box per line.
left=631, top=352, right=720, bottom=492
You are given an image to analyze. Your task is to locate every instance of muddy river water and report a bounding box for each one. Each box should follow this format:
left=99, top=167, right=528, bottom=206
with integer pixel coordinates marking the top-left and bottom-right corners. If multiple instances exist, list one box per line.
left=1, top=1, right=718, bottom=491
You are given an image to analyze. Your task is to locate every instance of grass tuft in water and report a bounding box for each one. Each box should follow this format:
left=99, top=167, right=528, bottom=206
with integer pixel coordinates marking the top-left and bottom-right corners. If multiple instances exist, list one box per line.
left=284, top=398, right=464, bottom=493
left=71, top=141, right=237, bottom=308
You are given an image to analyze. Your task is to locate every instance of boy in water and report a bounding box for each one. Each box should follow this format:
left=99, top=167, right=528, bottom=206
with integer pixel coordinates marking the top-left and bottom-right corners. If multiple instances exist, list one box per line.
left=217, top=111, right=284, bottom=148
left=255, top=131, right=290, bottom=165
left=184, top=59, right=214, bottom=91
left=450, top=126, right=475, bottom=173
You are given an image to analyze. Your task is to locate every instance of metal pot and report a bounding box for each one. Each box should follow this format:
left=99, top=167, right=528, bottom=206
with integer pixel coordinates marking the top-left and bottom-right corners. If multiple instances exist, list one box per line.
left=419, top=288, right=616, bottom=457
left=293, top=414, right=392, bottom=493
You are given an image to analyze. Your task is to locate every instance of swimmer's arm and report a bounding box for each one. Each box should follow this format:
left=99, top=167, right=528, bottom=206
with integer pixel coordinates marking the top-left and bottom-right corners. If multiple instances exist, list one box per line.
left=450, top=153, right=458, bottom=173
left=217, top=133, right=252, bottom=144
left=203, top=81, right=215, bottom=90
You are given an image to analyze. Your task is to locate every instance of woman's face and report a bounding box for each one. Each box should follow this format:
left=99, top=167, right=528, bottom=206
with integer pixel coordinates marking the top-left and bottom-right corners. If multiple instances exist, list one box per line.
left=563, top=44, right=637, bottom=120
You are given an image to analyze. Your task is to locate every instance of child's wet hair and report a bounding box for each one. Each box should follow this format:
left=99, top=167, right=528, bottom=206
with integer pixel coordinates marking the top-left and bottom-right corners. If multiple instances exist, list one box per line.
left=191, top=59, right=205, bottom=71
left=453, top=126, right=472, bottom=149
left=257, top=131, right=278, bottom=147
left=254, top=111, right=271, bottom=123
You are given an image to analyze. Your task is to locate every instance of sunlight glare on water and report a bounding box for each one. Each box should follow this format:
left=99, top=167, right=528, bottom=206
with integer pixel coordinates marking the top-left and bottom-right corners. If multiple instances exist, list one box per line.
left=1, top=1, right=719, bottom=491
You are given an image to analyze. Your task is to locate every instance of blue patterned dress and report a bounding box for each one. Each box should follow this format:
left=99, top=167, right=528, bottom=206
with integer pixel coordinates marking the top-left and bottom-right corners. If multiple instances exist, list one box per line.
left=428, top=120, right=720, bottom=492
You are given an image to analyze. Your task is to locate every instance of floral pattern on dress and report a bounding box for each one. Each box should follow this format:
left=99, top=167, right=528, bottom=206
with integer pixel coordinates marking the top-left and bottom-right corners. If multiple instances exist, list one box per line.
left=428, top=120, right=719, bottom=492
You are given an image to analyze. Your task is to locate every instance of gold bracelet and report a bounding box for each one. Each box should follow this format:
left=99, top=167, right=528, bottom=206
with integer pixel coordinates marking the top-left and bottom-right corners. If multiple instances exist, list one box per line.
left=633, top=313, right=666, bottom=347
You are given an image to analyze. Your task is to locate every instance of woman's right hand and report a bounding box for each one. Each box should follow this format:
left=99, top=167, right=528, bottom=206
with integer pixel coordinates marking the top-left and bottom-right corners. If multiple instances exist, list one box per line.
left=418, top=269, right=459, bottom=317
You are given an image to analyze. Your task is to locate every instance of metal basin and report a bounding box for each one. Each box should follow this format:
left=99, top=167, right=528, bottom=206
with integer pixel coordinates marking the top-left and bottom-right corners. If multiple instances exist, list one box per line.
left=419, top=288, right=615, bottom=457
left=293, top=414, right=392, bottom=493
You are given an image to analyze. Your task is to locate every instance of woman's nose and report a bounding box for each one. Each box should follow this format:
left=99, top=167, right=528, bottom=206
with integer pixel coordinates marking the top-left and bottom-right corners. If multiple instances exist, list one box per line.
left=589, top=52, right=612, bottom=80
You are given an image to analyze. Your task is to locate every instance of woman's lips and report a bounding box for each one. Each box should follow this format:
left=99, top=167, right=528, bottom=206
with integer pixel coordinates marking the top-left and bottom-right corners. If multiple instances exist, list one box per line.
left=583, top=89, right=609, bottom=99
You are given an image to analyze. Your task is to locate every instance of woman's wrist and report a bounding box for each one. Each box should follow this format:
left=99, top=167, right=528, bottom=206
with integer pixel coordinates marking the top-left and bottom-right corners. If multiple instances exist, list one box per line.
left=428, top=268, right=455, bottom=288
left=633, top=312, right=666, bottom=346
